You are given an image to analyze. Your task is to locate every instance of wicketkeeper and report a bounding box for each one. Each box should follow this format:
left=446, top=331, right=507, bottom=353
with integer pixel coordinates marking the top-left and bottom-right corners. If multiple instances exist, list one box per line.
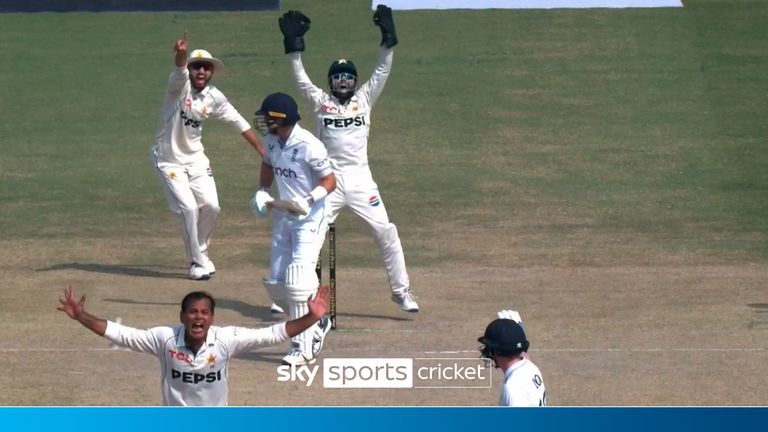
left=276, top=5, right=419, bottom=313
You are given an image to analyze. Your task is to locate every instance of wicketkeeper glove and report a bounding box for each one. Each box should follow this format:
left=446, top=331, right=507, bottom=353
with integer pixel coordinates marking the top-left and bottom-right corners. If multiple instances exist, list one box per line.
left=373, top=4, right=398, bottom=48
left=279, top=10, right=311, bottom=54
left=250, top=189, right=274, bottom=217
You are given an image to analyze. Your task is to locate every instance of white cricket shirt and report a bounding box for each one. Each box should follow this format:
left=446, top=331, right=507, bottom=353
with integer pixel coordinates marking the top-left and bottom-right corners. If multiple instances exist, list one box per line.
left=288, top=48, right=392, bottom=173
left=152, top=67, right=251, bottom=165
left=262, top=123, right=334, bottom=218
left=103, top=321, right=287, bottom=406
left=499, top=358, right=547, bottom=407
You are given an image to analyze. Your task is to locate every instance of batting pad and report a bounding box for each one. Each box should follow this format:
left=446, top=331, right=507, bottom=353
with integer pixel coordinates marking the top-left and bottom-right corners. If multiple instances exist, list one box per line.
left=284, top=263, right=318, bottom=302
left=377, top=0, right=682, bottom=9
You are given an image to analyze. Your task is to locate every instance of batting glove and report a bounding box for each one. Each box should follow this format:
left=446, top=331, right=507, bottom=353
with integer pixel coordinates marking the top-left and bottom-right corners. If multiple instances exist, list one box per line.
left=250, top=189, right=274, bottom=217
left=279, top=10, right=311, bottom=54
left=497, top=309, right=523, bottom=327
left=373, top=4, right=397, bottom=48
left=285, top=197, right=311, bottom=223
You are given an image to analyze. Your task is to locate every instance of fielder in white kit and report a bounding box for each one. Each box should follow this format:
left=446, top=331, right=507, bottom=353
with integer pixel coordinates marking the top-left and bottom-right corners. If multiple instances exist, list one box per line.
left=151, top=32, right=264, bottom=280
left=278, top=5, right=418, bottom=312
left=58, top=284, right=330, bottom=406
left=478, top=311, right=547, bottom=407
left=250, top=92, right=336, bottom=366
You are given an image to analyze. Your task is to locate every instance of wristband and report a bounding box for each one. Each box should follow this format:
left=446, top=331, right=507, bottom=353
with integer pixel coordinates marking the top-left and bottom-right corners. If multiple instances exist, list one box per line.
left=305, top=186, right=328, bottom=205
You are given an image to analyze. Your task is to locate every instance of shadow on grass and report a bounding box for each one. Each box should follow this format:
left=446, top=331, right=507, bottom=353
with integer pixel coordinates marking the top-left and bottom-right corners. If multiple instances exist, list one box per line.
left=337, top=312, right=414, bottom=323
left=36, top=262, right=186, bottom=279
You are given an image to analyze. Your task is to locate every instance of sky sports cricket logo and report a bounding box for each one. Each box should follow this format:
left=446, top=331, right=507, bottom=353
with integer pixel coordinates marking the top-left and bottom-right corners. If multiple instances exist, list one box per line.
left=276, top=358, right=492, bottom=388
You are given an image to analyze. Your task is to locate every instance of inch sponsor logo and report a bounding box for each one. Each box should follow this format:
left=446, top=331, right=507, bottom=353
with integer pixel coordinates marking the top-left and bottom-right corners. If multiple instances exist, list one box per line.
left=323, top=115, right=366, bottom=128
left=274, top=166, right=298, bottom=179
left=171, top=368, right=223, bottom=384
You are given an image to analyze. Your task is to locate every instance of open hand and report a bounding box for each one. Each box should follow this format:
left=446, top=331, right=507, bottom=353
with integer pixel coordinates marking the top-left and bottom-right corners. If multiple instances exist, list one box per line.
left=307, top=285, right=329, bottom=319
left=57, top=284, right=86, bottom=320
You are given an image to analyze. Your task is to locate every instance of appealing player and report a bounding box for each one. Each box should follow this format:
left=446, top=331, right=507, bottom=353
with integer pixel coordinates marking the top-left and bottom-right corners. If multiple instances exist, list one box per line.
left=250, top=92, right=335, bottom=366
left=151, top=31, right=264, bottom=280
left=478, top=313, right=547, bottom=407
left=57, top=284, right=329, bottom=406
left=277, top=5, right=419, bottom=313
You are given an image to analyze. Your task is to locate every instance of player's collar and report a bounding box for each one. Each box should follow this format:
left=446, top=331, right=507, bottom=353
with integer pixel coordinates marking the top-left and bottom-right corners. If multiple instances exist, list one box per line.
left=503, top=358, right=528, bottom=380
left=281, top=124, right=304, bottom=149
left=174, top=325, right=216, bottom=351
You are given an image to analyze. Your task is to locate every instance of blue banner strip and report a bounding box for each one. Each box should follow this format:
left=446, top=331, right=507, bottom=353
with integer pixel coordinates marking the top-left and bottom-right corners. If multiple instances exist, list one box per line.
left=1, top=407, right=766, bottom=432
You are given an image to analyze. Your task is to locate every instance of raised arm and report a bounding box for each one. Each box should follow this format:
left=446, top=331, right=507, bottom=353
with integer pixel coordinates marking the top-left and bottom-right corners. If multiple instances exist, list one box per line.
left=57, top=284, right=107, bottom=336
left=280, top=10, right=327, bottom=106
left=58, top=285, right=163, bottom=355
left=174, top=31, right=188, bottom=68
left=227, top=285, right=329, bottom=355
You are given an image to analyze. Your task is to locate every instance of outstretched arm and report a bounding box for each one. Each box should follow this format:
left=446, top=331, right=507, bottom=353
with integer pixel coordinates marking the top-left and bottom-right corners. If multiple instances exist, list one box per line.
left=57, top=284, right=107, bottom=336
left=226, top=285, right=330, bottom=355
left=242, top=129, right=265, bottom=157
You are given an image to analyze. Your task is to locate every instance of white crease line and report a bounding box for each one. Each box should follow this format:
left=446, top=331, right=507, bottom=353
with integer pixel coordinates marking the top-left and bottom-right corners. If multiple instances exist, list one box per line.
left=424, top=348, right=766, bottom=354
left=1, top=347, right=764, bottom=354
left=0, top=348, right=129, bottom=353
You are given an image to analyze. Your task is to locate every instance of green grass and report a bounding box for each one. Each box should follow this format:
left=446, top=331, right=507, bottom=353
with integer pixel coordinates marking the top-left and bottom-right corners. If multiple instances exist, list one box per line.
left=1, top=0, right=767, bottom=266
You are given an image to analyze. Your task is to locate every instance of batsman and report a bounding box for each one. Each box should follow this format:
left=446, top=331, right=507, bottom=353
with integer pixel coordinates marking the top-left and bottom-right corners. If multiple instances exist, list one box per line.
left=278, top=4, right=419, bottom=313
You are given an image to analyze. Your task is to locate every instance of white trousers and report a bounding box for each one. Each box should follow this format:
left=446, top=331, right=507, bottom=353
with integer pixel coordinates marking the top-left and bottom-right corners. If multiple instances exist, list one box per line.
left=325, top=170, right=410, bottom=295
left=151, top=149, right=219, bottom=268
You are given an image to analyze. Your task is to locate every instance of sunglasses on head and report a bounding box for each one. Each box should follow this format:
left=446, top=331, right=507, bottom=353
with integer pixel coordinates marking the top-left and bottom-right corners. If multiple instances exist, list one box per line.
left=189, top=62, right=213, bottom=71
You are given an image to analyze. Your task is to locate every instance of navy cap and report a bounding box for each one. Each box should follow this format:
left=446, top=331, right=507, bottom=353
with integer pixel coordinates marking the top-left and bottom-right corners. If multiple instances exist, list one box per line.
left=255, top=92, right=300, bottom=123
left=478, top=319, right=529, bottom=354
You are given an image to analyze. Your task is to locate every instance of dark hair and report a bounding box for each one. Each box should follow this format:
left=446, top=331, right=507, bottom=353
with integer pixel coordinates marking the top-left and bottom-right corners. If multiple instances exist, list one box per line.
left=181, top=291, right=216, bottom=314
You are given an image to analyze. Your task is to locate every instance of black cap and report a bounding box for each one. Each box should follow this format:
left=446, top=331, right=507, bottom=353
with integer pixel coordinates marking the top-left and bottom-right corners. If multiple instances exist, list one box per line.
left=478, top=319, right=529, bottom=355
left=255, top=92, right=300, bottom=124
left=328, top=59, right=358, bottom=78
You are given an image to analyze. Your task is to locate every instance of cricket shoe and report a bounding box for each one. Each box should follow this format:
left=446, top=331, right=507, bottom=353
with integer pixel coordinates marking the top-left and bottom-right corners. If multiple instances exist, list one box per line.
left=189, top=263, right=211, bottom=281
left=270, top=303, right=285, bottom=314
left=391, top=289, right=419, bottom=313
left=311, top=316, right=332, bottom=357
left=204, top=260, right=216, bottom=276
left=281, top=346, right=316, bottom=366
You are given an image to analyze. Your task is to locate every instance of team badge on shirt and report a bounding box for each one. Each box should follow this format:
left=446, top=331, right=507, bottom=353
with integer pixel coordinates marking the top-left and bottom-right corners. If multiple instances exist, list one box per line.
left=169, top=171, right=177, bottom=180
left=207, top=353, right=216, bottom=367
left=369, top=195, right=381, bottom=207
